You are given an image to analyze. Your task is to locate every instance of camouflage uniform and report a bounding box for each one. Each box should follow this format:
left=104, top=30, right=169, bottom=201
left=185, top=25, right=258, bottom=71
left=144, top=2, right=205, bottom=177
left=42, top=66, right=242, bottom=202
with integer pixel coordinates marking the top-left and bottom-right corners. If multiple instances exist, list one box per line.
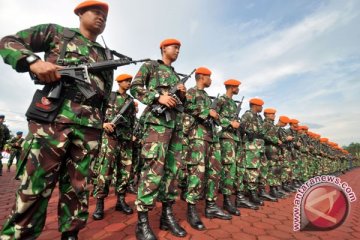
left=286, top=128, right=301, bottom=183
left=93, top=92, right=135, bottom=199
left=183, top=87, right=222, bottom=204
left=6, top=135, right=24, bottom=172
left=278, top=127, right=293, bottom=185
left=263, top=118, right=281, bottom=187
left=130, top=60, right=184, bottom=211
left=241, top=110, right=266, bottom=191
left=0, top=121, right=10, bottom=176
left=0, top=24, right=113, bottom=239
left=216, top=95, right=243, bottom=195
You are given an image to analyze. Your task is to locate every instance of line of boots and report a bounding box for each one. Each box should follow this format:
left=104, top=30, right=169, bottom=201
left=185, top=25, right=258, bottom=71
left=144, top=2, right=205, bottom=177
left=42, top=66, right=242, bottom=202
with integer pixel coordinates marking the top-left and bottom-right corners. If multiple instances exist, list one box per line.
left=93, top=193, right=133, bottom=220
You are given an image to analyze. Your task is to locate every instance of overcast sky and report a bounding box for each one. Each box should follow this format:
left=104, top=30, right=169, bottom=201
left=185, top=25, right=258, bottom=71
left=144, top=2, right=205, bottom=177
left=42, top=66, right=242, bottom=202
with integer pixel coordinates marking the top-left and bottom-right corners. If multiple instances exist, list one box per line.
left=0, top=0, right=359, bottom=146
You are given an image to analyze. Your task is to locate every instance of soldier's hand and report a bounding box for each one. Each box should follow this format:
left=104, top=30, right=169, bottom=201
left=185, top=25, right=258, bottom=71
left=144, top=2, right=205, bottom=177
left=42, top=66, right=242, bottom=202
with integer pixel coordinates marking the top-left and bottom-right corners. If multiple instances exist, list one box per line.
left=177, top=84, right=186, bottom=93
left=132, top=135, right=137, bottom=141
left=278, top=140, right=283, bottom=145
left=29, top=60, right=63, bottom=84
left=286, top=136, right=293, bottom=141
left=158, top=95, right=177, bottom=108
left=230, top=120, right=240, bottom=129
left=103, top=122, right=115, bottom=133
left=209, top=109, right=219, bottom=120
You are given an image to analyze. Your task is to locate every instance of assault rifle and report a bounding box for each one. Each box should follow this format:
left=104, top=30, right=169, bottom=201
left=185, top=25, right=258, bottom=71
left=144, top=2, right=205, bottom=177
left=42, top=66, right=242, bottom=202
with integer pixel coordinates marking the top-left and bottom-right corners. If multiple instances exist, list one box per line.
left=111, top=98, right=134, bottom=137
left=152, top=69, right=196, bottom=122
left=31, top=55, right=151, bottom=100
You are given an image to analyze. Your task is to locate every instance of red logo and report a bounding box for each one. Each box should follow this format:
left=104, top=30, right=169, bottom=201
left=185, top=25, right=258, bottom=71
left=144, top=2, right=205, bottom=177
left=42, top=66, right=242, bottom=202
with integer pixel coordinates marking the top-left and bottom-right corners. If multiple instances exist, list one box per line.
left=303, top=185, right=349, bottom=230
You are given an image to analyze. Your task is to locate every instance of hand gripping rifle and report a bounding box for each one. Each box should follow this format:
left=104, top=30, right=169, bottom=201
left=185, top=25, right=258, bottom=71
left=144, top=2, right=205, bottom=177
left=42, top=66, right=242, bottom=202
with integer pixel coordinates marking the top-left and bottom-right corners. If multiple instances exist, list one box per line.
left=233, top=96, right=244, bottom=138
left=31, top=55, right=151, bottom=100
left=110, top=98, right=134, bottom=137
left=151, top=69, right=196, bottom=122
left=203, top=94, right=220, bottom=134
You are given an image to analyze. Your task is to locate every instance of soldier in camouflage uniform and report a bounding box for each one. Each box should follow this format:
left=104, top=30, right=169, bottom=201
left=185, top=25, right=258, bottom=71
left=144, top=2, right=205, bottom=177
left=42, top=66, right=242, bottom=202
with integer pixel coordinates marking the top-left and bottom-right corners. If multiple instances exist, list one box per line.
left=285, top=119, right=301, bottom=191
left=130, top=38, right=187, bottom=239
left=0, top=115, right=11, bottom=176
left=215, top=79, right=242, bottom=216
left=0, top=1, right=113, bottom=239
left=184, top=67, right=232, bottom=231
left=92, top=74, right=136, bottom=220
left=262, top=109, right=286, bottom=199
left=240, top=98, right=267, bottom=206
left=6, top=131, right=24, bottom=173
left=216, top=80, right=258, bottom=212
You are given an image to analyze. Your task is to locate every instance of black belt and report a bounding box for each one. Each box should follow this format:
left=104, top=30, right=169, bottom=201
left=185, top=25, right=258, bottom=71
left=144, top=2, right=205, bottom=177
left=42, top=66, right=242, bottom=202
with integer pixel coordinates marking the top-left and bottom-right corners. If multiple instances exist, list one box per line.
left=63, top=89, right=103, bottom=109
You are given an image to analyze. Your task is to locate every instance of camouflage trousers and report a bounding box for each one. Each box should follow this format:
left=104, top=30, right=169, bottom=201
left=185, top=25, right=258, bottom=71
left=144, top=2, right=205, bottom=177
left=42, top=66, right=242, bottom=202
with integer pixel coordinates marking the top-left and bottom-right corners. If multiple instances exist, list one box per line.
left=266, top=158, right=282, bottom=187
left=135, top=125, right=182, bottom=212
left=280, top=150, right=293, bottom=183
left=93, top=133, right=133, bottom=199
left=177, top=136, right=189, bottom=190
left=7, top=150, right=21, bottom=170
left=184, top=139, right=221, bottom=204
left=129, top=141, right=143, bottom=186
left=220, top=138, right=243, bottom=195
left=243, top=141, right=265, bottom=191
left=0, top=121, right=101, bottom=239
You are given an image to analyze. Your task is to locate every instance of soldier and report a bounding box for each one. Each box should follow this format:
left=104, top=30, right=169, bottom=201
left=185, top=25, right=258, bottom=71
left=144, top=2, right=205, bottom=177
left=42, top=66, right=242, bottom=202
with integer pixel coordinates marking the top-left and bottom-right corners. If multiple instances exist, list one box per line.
left=6, top=131, right=24, bottom=173
left=184, top=67, right=232, bottom=231
left=92, top=74, right=136, bottom=220
left=0, top=1, right=113, bottom=239
left=0, top=114, right=11, bottom=176
left=262, top=109, right=285, bottom=199
left=216, top=79, right=258, bottom=212
left=240, top=98, right=266, bottom=206
left=285, top=119, right=300, bottom=191
left=130, top=38, right=187, bottom=239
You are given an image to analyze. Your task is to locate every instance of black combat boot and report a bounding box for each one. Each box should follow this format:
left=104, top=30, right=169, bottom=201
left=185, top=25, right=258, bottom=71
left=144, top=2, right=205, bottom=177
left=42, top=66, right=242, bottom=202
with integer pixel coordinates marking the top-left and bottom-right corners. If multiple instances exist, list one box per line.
left=7, top=166, right=10, bottom=172
left=287, top=181, right=297, bottom=192
left=61, top=230, right=78, bottom=240
left=249, top=190, right=264, bottom=206
left=127, top=184, right=137, bottom=195
left=115, top=193, right=133, bottom=215
left=282, top=182, right=294, bottom=193
left=160, top=202, right=187, bottom=237
left=92, top=198, right=104, bottom=220
left=235, top=191, right=259, bottom=210
left=276, top=186, right=289, bottom=198
left=269, top=186, right=283, bottom=199
left=187, top=203, right=206, bottom=230
left=136, top=211, right=157, bottom=240
left=205, top=200, right=232, bottom=220
left=293, top=180, right=301, bottom=188
left=223, top=195, right=240, bottom=216
left=259, top=187, right=278, bottom=202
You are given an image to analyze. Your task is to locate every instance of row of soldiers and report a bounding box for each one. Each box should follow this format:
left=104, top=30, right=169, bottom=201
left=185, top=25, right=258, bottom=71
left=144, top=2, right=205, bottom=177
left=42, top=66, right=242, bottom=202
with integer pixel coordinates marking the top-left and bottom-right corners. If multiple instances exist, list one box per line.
left=88, top=38, right=357, bottom=240
left=0, top=1, right=358, bottom=240
left=0, top=114, right=24, bottom=177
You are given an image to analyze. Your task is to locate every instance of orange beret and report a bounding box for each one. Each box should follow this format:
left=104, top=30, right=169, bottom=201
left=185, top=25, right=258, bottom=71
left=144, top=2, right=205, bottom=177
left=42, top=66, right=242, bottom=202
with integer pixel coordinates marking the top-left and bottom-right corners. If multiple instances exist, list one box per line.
left=264, top=108, right=276, bottom=114
left=289, top=119, right=299, bottom=124
left=74, top=0, right=109, bottom=15
left=279, top=116, right=290, bottom=124
left=224, top=79, right=241, bottom=86
left=320, top=138, right=328, bottom=143
left=298, top=125, right=308, bottom=130
left=134, top=101, right=138, bottom=107
left=195, top=67, right=212, bottom=76
left=160, top=38, right=181, bottom=48
left=115, top=74, right=132, bottom=82
left=249, top=98, right=264, bottom=106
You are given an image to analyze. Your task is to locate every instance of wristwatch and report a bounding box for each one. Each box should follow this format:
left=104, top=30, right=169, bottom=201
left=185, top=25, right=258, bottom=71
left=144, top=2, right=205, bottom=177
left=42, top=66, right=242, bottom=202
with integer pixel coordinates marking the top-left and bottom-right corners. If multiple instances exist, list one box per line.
left=26, top=55, right=40, bottom=65
left=154, top=93, right=160, bottom=101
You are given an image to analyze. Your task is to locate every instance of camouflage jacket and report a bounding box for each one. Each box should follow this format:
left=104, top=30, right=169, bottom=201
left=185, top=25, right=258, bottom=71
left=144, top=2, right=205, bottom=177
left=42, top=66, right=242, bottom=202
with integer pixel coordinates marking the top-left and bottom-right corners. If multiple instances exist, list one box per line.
left=184, top=86, right=213, bottom=142
left=7, top=136, right=24, bottom=151
left=0, top=24, right=113, bottom=129
left=216, top=94, right=240, bottom=141
left=263, top=118, right=280, bottom=159
left=130, top=60, right=183, bottom=129
left=104, top=92, right=136, bottom=141
left=286, top=128, right=301, bottom=150
left=0, top=123, right=10, bottom=149
left=241, top=110, right=265, bottom=152
left=298, top=133, right=310, bottom=153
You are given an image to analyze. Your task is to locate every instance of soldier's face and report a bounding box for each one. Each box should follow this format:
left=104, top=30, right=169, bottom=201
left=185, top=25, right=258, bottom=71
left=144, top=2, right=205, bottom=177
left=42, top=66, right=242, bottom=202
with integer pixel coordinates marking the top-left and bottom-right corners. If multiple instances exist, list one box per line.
left=163, top=45, right=180, bottom=62
left=118, top=79, right=131, bottom=90
left=79, top=7, right=107, bottom=35
left=255, top=105, right=263, bottom=113
left=203, top=75, right=212, bottom=87
left=266, top=113, right=275, bottom=120
left=232, top=86, right=239, bottom=94
left=0, top=118, right=3, bottom=123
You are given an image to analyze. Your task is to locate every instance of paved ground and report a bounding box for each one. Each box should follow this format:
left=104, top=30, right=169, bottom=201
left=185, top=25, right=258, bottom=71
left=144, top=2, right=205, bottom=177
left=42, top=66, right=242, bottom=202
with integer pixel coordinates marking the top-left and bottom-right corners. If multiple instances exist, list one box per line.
left=0, top=165, right=359, bottom=240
